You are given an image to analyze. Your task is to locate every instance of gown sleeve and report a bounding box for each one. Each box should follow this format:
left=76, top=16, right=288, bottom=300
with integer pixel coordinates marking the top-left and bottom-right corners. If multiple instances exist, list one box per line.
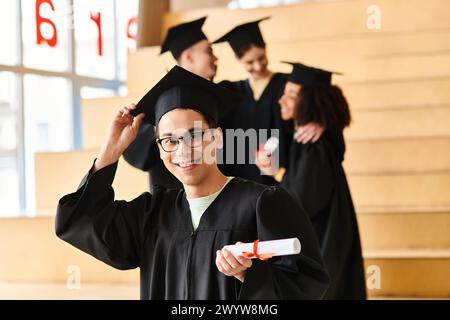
left=55, top=160, right=152, bottom=270
left=238, top=187, right=330, bottom=300
left=283, top=141, right=335, bottom=221
left=122, top=122, right=159, bottom=171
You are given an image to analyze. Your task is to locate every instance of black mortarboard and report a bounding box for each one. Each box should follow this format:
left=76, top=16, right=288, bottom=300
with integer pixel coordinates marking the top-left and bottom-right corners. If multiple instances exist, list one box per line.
left=131, top=66, right=240, bottom=126
left=160, top=17, right=208, bottom=59
left=212, top=17, right=270, bottom=54
left=282, top=61, right=342, bottom=87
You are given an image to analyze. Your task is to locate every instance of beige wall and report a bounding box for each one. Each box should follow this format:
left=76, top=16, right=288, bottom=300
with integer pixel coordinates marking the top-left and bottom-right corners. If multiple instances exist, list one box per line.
left=137, top=0, right=170, bottom=47
left=170, top=0, right=229, bottom=12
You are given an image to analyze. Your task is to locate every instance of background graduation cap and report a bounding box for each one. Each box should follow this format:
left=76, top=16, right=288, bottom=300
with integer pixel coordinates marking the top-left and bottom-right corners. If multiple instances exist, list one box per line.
left=160, top=16, right=208, bottom=60
left=212, top=17, right=270, bottom=54
left=282, top=61, right=343, bottom=87
left=131, top=66, right=241, bottom=126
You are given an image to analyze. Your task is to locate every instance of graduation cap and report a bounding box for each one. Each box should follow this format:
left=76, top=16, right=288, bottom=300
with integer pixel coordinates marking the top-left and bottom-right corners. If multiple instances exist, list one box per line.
left=131, top=66, right=241, bottom=126
left=160, top=16, right=208, bottom=59
left=282, top=61, right=343, bottom=87
left=212, top=17, right=270, bottom=54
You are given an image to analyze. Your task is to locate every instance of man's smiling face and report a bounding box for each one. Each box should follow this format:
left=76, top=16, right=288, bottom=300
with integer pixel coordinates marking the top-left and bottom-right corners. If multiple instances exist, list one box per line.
left=157, top=108, right=222, bottom=186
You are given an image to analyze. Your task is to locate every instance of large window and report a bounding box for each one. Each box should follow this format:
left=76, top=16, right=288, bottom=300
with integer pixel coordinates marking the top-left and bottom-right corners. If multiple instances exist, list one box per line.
left=0, top=0, right=138, bottom=216
left=0, top=72, right=20, bottom=213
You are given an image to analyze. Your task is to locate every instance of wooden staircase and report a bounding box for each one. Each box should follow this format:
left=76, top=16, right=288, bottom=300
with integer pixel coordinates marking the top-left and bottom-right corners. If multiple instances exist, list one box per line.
left=1, top=0, right=449, bottom=299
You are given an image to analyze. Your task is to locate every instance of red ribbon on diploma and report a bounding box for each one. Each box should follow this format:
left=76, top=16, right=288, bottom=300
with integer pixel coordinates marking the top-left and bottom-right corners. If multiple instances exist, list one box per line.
left=242, top=240, right=274, bottom=261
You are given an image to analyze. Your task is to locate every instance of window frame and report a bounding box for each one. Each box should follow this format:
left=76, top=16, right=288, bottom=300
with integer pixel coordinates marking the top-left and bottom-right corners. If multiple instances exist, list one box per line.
left=0, top=0, right=124, bottom=214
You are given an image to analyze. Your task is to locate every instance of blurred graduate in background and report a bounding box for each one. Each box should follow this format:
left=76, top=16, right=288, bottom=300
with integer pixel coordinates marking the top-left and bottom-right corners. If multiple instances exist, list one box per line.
left=256, top=62, right=366, bottom=299
left=123, top=17, right=218, bottom=191
left=214, top=17, right=324, bottom=185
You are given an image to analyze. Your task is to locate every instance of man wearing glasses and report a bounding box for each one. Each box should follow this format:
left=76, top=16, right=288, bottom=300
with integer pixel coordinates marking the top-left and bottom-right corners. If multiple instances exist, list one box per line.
left=56, top=67, right=329, bottom=299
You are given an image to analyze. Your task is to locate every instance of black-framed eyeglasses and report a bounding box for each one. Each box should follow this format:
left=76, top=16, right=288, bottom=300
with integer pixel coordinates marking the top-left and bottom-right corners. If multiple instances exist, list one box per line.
left=156, top=129, right=213, bottom=152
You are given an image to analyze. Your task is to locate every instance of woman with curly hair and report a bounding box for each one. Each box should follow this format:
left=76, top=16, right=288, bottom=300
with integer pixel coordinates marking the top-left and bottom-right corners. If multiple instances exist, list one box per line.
left=256, top=62, right=366, bottom=299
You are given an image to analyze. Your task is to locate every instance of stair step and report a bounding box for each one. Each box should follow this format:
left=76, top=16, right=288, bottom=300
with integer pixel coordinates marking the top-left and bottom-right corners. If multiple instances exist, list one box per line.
left=0, top=281, right=447, bottom=300
left=277, top=50, right=450, bottom=83
left=267, top=30, right=450, bottom=61
left=34, top=150, right=148, bottom=211
left=344, top=137, right=450, bottom=173
left=362, top=53, right=450, bottom=82
left=81, top=95, right=142, bottom=149
left=348, top=173, right=450, bottom=208
left=0, top=282, right=139, bottom=300
left=0, top=217, right=139, bottom=283
left=127, top=46, right=168, bottom=95
left=342, top=78, right=450, bottom=110
left=370, top=296, right=449, bottom=300
left=358, top=210, right=450, bottom=250
left=364, top=250, right=450, bottom=298
left=346, top=107, right=450, bottom=140
left=365, top=249, right=450, bottom=259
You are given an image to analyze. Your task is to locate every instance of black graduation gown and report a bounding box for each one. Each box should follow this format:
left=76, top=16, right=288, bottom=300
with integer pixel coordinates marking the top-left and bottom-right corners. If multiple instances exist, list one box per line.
left=123, top=122, right=182, bottom=192
left=55, top=160, right=330, bottom=300
left=281, top=131, right=367, bottom=299
left=218, top=73, right=290, bottom=186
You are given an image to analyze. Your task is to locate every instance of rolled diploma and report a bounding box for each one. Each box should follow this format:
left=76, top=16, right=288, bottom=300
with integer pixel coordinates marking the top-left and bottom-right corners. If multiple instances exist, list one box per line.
left=223, top=237, right=301, bottom=259
left=263, top=136, right=279, bottom=155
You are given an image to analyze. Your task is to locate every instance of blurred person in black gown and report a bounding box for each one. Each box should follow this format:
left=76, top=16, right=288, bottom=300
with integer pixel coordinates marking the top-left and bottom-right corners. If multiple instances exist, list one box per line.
left=123, top=17, right=218, bottom=191
left=256, top=62, right=366, bottom=299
